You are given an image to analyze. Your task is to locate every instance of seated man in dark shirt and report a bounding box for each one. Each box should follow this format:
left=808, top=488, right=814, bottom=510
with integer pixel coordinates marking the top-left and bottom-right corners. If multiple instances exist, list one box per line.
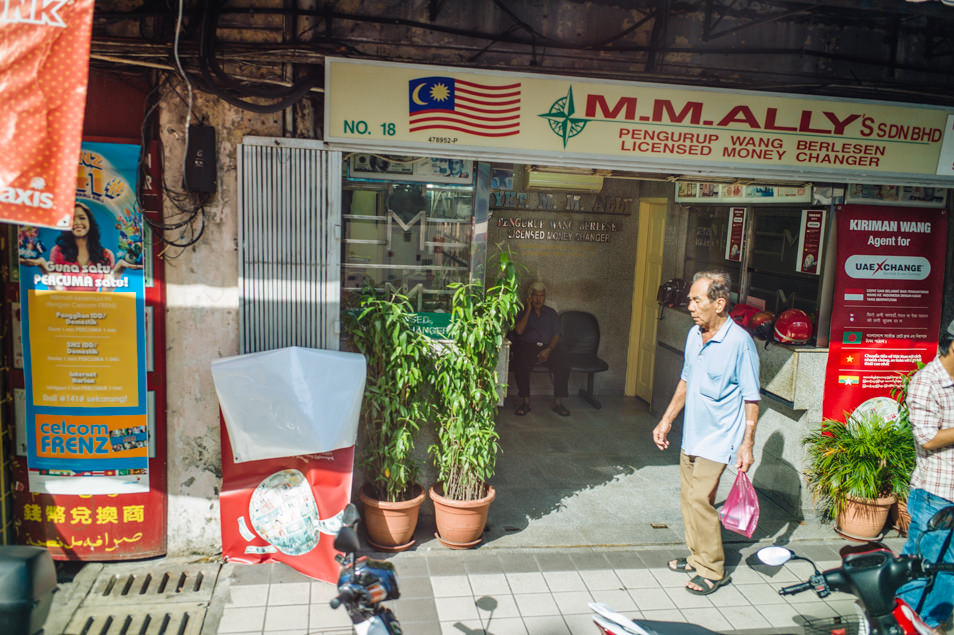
left=511, top=281, right=570, bottom=416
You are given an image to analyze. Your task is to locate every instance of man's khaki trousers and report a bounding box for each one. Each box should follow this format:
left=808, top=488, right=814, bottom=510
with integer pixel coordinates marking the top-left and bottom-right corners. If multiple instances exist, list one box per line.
left=680, top=450, right=727, bottom=580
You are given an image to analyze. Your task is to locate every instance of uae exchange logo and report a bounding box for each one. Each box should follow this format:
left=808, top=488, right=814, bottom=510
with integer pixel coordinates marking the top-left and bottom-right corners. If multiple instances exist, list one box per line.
left=539, top=86, right=589, bottom=148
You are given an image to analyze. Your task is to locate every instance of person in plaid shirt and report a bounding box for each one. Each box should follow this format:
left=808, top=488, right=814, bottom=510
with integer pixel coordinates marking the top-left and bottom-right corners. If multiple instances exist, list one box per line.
left=896, top=318, right=954, bottom=632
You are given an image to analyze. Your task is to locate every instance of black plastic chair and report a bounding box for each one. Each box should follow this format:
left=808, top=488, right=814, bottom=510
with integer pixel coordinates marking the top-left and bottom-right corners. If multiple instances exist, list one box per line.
left=558, top=310, right=609, bottom=409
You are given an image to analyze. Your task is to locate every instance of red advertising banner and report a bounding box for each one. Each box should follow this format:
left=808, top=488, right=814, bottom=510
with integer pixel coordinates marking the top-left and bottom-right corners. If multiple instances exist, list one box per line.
left=219, top=420, right=355, bottom=583
left=0, top=1, right=95, bottom=229
left=822, top=205, right=948, bottom=422
left=796, top=209, right=826, bottom=275
left=725, top=207, right=746, bottom=262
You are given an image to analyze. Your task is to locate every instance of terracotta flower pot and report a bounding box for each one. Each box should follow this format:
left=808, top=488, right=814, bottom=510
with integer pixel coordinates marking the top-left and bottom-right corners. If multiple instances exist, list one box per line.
left=890, top=497, right=912, bottom=536
left=359, top=484, right=426, bottom=552
left=429, top=484, right=496, bottom=549
left=836, top=494, right=896, bottom=541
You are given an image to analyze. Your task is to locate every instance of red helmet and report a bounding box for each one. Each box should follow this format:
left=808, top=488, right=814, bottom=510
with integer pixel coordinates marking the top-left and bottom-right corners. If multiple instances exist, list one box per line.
left=730, top=303, right=760, bottom=329
left=774, top=309, right=813, bottom=344
left=749, top=311, right=775, bottom=339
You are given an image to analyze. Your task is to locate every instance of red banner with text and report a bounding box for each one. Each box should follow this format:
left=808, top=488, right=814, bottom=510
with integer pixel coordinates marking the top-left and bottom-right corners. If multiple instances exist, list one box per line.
left=822, top=205, right=948, bottom=423
left=219, top=420, right=354, bottom=583
left=0, top=1, right=95, bottom=229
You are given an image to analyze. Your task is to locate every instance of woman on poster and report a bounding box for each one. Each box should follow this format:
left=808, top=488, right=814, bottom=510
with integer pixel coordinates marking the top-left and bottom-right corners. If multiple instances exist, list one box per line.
left=19, top=202, right=141, bottom=291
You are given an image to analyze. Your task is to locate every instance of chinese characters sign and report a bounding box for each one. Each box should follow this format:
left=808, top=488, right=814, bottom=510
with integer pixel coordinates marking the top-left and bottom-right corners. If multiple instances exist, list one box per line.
left=18, top=143, right=148, bottom=495
left=18, top=496, right=155, bottom=555
left=822, top=205, right=948, bottom=421
left=0, top=1, right=95, bottom=228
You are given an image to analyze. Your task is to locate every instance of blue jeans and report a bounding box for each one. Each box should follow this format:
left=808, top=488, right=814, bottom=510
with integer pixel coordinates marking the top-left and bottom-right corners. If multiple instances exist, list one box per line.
left=896, top=488, right=954, bottom=628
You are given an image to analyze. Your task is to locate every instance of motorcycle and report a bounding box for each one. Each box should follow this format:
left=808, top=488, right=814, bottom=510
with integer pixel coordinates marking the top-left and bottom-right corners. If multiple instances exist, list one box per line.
left=330, top=503, right=403, bottom=635
left=590, top=506, right=954, bottom=635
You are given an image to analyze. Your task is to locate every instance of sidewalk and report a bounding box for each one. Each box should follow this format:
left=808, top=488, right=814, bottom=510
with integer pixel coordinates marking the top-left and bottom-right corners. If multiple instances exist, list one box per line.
left=216, top=536, right=906, bottom=635
left=41, top=397, right=910, bottom=633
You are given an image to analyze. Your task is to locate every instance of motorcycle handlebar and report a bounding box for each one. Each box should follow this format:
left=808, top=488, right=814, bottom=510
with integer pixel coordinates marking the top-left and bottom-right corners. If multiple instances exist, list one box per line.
left=779, top=581, right=813, bottom=595
left=330, top=586, right=360, bottom=609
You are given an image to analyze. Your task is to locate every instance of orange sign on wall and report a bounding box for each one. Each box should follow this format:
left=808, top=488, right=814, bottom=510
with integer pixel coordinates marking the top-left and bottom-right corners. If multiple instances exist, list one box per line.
left=0, top=1, right=96, bottom=228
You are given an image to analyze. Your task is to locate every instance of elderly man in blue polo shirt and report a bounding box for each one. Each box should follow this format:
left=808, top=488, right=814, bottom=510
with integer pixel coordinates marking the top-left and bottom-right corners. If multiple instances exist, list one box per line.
left=653, top=270, right=761, bottom=596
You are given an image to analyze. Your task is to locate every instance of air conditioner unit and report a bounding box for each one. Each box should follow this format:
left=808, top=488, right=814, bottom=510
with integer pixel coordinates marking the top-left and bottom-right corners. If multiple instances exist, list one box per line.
left=526, top=170, right=604, bottom=192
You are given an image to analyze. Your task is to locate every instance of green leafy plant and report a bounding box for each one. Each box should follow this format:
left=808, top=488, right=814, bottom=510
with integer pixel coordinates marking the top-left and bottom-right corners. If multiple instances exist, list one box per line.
left=346, top=286, right=433, bottom=503
left=429, top=252, right=521, bottom=501
left=803, top=410, right=916, bottom=521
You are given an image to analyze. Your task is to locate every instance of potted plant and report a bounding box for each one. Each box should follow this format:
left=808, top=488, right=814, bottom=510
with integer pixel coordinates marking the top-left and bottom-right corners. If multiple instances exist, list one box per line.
left=803, top=408, right=916, bottom=540
left=346, top=285, right=432, bottom=551
left=428, top=253, right=521, bottom=548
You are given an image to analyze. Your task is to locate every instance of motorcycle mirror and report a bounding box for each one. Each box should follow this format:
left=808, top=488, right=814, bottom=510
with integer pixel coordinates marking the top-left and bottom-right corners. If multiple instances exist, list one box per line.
left=334, top=525, right=361, bottom=554
left=927, top=506, right=954, bottom=532
left=756, top=546, right=793, bottom=567
left=341, top=503, right=360, bottom=527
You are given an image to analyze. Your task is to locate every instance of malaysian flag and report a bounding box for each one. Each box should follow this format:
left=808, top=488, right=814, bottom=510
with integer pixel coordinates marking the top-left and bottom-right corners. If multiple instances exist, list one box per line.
left=408, top=76, right=521, bottom=137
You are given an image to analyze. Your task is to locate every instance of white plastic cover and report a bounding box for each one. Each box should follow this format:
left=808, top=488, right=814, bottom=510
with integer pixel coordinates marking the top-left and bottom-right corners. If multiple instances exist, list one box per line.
left=211, top=347, right=366, bottom=462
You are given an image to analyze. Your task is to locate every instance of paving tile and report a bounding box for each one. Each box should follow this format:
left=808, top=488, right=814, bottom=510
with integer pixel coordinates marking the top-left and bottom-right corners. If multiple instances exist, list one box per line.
left=591, top=588, right=637, bottom=612
left=544, top=570, right=587, bottom=592
left=718, top=604, right=773, bottom=630
left=227, top=583, right=270, bottom=607
left=432, top=574, right=473, bottom=597
left=270, top=565, right=313, bottom=584
left=726, top=581, right=787, bottom=606
left=308, top=603, right=353, bottom=629
left=506, top=571, right=549, bottom=594
left=524, top=614, right=572, bottom=634
left=649, top=566, right=693, bottom=588
left=662, top=585, right=714, bottom=609
left=514, top=592, right=560, bottom=617
left=435, top=596, right=480, bottom=622
left=470, top=573, right=511, bottom=596
left=680, top=606, right=733, bottom=632
left=400, top=574, right=435, bottom=599
left=392, top=597, right=439, bottom=622
left=229, top=563, right=275, bottom=585
left=629, top=587, right=676, bottom=611
left=535, top=553, right=577, bottom=572
left=603, top=551, right=645, bottom=569
left=552, top=590, right=594, bottom=615
left=390, top=554, right=430, bottom=577
left=579, top=569, right=622, bottom=591
left=310, top=581, right=337, bottom=604
left=755, top=601, right=809, bottom=628
left=264, top=604, right=309, bottom=631
left=441, top=619, right=483, bottom=634
left=499, top=552, right=542, bottom=573
left=615, top=568, right=658, bottom=589
left=218, top=606, right=266, bottom=633
left=475, top=593, right=520, bottom=619
left=465, top=554, right=506, bottom=575
left=398, top=620, right=442, bottom=635
left=568, top=551, right=611, bottom=570
left=730, top=564, right=769, bottom=584
left=428, top=554, right=469, bottom=576
left=267, top=581, right=311, bottom=605
left=262, top=630, right=307, bottom=635
left=702, top=583, right=749, bottom=607
left=480, top=616, right=528, bottom=634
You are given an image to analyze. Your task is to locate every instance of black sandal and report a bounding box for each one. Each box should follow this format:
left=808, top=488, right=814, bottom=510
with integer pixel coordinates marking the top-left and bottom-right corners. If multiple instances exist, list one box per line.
left=515, top=404, right=530, bottom=416
left=668, top=558, right=696, bottom=574
left=686, top=574, right=731, bottom=595
left=552, top=404, right=570, bottom=416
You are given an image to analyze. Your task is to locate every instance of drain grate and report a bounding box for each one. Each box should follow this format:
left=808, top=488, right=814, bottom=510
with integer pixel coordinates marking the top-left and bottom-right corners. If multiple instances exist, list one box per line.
left=83, top=564, right=220, bottom=605
left=64, top=606, right=206, bottom=635
left=62, top=562, right=223, bottom=635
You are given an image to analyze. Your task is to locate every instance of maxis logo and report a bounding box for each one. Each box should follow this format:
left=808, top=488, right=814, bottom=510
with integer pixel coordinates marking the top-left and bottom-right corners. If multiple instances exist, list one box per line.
left=845, top=255, right=931, bottom=281
left=539, top=87, right=866, bottom=148
left=0, top=177, right=54, bottom=209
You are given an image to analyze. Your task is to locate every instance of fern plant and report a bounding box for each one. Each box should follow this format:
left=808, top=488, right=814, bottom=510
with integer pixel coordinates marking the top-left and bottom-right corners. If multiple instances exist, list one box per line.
left=429, top=252, right=521, bottom=501
left=803, top=410, right=916, bottom=521
left=346, top=285, right=433, bottom=503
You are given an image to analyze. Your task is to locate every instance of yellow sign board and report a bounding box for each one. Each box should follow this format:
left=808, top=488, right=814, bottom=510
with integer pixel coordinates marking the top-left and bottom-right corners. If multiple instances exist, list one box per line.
left=325, top=58, right=954, bottom=184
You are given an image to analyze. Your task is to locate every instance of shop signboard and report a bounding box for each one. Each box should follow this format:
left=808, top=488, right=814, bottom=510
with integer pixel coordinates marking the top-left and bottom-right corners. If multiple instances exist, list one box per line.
left=796, top=209, right=826, bottom=275
left=326, top=58, right=954, bottom=186
left=17, top=142, right=148, bottom=495
left=822, top=205, right=948, bottom=422
left=0, top=1, right=95, bottom=228
left=724, top=207, right=746, bottom=262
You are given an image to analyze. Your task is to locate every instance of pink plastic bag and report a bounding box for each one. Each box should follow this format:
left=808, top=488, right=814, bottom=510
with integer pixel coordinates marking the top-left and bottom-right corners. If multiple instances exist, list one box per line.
left=720, top=471, right=760, bottom=538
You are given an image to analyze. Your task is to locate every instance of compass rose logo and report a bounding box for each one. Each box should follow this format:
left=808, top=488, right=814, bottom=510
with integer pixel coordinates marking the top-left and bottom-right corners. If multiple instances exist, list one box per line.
left=538, top=86, right=588, bottom=148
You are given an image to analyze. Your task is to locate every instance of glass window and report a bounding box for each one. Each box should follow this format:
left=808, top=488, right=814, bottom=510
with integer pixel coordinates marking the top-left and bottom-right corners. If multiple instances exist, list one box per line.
left=342, top=167, right=475, bottom=313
